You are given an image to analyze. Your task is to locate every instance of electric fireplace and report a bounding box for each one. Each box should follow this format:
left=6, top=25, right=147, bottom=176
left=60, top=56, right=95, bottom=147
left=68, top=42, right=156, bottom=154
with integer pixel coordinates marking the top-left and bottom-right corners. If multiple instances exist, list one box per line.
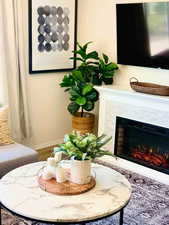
left=115, top=117, right=169, bottom=175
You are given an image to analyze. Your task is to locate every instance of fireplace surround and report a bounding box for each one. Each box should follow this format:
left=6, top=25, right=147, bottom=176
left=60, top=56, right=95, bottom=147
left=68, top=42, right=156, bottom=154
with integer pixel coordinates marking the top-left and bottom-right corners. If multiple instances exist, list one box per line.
left=96, top=85, right=169, bottom=185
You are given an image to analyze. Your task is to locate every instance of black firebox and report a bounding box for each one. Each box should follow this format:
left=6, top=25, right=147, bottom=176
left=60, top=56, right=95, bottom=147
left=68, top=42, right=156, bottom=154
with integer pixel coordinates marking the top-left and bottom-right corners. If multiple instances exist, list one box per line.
left=115, top=117, right=169, bottom=175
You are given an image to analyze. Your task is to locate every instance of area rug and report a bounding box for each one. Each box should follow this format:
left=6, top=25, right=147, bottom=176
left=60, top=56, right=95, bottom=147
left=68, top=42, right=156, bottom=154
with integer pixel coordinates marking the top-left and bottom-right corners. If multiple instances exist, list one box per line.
left=1, top=161, right=169, bottom=225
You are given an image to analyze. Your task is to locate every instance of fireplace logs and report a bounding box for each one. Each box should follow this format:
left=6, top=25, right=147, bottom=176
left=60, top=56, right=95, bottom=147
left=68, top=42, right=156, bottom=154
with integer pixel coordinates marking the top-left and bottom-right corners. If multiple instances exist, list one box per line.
left=131, top=146, right=169, bottom=168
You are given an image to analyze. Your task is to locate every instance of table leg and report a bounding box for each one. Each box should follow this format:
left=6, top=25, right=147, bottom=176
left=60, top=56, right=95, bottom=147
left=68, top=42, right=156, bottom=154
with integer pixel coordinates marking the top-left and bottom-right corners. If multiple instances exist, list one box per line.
left=119, top=208, right=124, bottom=225
left=0, top=203, right=2, bottom=224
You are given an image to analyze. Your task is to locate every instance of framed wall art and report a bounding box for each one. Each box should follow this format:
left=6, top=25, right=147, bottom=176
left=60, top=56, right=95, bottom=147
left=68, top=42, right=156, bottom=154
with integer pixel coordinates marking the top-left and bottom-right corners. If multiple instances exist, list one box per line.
left=28, top=0, right=77, bottom=74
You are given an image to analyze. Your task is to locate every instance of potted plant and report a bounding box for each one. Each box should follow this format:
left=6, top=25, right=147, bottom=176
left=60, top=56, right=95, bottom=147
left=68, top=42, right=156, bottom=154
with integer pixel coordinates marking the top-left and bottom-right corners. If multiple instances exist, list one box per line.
left=70, top=42, right=119, bottom=85
left=54, top=131, right=114, bottom=184
left=60, top=70, right=99, bottom=134
left=60, top=42, right=118, bottom=133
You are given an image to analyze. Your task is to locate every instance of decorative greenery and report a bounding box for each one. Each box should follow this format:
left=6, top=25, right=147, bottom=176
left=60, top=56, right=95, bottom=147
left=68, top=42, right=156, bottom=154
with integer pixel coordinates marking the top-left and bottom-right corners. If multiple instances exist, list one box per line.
left=70, top=42, right=119, bottom=85
left=70, top=42, right=99, bottom=83
left=60, top=41, right=118, bottom=117
left=95, top=54, right=119, bottom=85
left=60, top=70, right=99, bottom=116
left=54, top=131, right=114, bottom=160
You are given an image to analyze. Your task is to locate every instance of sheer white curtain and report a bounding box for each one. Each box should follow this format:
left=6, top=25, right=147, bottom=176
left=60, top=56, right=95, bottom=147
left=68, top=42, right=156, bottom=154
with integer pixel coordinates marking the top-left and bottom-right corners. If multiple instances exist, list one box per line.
left=0, top=3, right=8, bottom=107
left=0, top=0, right=32, bottom=145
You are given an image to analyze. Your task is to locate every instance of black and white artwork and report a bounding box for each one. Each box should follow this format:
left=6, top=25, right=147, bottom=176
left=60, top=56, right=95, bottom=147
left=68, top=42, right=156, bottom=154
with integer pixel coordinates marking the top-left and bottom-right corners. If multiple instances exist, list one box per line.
left=29, top=0, right=77, bottom=73
left=37, top=6, right=70, bottom=52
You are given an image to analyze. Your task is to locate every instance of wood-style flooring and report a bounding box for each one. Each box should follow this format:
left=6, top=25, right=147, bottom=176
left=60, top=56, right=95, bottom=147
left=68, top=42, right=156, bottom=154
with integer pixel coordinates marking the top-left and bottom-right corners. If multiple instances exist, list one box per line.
left=37, top=145, right=57, bottom=161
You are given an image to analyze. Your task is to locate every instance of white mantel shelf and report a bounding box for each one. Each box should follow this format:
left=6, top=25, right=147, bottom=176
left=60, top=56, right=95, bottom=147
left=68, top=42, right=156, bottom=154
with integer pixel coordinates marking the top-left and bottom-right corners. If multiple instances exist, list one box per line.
left=95, top=85, right=169, bottom=105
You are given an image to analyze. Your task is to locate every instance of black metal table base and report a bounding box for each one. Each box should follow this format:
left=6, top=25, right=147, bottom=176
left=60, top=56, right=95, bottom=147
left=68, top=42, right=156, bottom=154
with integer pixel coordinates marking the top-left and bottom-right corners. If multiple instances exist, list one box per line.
left=0, top=202, right=125, bottom=225
left=119, top=208, right=124, bottom=225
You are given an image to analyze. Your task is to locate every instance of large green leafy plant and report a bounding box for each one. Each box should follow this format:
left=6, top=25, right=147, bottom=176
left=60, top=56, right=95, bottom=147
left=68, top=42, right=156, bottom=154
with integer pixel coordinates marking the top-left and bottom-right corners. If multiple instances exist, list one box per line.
left=60, top=42, right=118, bottom=117
left=71, top=42, right=118, bottom=85
left=96, top=54, right=119, bottom=85
left=54, top=131, right=114, bottom=160
left=70, top=42, right=99, bottom=83
left=60, top=70, right=99, bottom=117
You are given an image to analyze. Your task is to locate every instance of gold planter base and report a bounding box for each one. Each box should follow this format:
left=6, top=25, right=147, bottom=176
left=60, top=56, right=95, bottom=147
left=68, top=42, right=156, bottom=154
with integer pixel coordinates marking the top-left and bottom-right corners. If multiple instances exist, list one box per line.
left=72, top=112, right=95, bottom=134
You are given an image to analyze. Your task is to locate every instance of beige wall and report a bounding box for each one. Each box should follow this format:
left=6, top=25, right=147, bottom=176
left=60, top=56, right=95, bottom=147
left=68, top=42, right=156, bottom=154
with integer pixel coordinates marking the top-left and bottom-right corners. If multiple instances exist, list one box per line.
left=28, top=74, right=72, bottom=149
left=25, top=0, right=169, bottom=148
left=78, top=0, right=169, bottom=85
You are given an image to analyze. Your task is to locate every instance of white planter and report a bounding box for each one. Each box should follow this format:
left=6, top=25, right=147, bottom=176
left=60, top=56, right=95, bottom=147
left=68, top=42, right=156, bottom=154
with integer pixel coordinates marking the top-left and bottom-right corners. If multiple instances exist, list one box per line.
left=70, top=159, right=91, bottom=185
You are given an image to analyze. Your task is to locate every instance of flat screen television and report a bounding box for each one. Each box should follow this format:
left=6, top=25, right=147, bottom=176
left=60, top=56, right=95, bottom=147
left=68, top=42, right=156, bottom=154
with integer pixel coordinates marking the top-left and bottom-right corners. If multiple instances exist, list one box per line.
left=116, top=2, right=169, bottom=69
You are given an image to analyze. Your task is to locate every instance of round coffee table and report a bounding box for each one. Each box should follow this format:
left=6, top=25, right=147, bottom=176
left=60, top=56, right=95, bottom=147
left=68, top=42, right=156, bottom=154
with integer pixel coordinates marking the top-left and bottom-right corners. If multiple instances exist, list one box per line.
left=0, top=161, right=131, bottom=224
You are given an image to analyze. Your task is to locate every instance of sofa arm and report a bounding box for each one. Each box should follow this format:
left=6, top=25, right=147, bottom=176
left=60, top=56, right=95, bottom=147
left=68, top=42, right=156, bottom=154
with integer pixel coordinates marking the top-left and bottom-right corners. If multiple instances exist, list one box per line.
left=0, top=143, right=38, bottom=178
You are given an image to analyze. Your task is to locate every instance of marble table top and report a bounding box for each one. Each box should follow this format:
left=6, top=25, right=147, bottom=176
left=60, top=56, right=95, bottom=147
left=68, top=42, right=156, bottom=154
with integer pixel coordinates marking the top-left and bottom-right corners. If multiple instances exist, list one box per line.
left=0, top=161, right=132, bottom=223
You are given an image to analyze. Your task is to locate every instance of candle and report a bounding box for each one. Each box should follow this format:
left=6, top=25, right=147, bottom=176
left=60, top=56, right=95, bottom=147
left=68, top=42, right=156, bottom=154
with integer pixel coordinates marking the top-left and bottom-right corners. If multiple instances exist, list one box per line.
left=60, top=160, right=71, bottom=180
left=56, top=167, right=67, bottom=183
left=46, top=165, right=56, bottom=177
left=47, top=157, right=56, bottom=167
left=54, top=152, right=62, bottom=163
left=42, top=169, right=54, bottom=180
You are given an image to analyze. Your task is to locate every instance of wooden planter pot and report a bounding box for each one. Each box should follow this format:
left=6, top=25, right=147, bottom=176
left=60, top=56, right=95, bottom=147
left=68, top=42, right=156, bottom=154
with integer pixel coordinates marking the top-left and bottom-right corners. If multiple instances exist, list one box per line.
left=72, top=112, right=95, bottom=134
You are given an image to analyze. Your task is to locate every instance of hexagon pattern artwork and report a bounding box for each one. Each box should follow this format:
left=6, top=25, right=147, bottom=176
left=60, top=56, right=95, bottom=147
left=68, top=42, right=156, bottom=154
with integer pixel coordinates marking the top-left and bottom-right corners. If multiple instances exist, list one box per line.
left=37, top=6, right=70, bottom=52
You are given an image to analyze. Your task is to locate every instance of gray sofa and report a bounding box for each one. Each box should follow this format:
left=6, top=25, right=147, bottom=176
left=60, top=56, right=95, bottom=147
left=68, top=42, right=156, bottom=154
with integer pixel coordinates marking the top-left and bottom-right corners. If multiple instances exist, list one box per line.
left=0, top=106, right=38, bottom=178
left=0, top=143, right=38, bottom=178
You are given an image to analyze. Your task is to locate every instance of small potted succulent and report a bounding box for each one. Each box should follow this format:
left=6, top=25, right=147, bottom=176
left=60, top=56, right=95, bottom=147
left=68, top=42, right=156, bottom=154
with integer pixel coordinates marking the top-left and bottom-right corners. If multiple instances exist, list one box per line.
left=60, top=70, right=99, bottom=134
left=54, top=131, right=114, bottom=184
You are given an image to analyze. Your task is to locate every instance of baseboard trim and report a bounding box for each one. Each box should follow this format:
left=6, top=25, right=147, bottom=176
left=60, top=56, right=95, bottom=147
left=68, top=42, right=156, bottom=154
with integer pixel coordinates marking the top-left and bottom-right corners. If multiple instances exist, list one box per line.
left=34, top=138, right=63, bottom=151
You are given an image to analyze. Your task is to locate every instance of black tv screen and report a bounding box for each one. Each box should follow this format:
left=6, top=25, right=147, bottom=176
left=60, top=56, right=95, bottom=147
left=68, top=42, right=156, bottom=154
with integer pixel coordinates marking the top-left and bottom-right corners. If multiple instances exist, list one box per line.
left=117, top=2, right=169, bottom=69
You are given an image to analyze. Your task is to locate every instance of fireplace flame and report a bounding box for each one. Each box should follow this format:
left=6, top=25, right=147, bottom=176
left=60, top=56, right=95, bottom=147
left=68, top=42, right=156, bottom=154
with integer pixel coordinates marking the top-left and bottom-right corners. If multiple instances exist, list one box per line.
left=131, top=146, right=169, bottom=168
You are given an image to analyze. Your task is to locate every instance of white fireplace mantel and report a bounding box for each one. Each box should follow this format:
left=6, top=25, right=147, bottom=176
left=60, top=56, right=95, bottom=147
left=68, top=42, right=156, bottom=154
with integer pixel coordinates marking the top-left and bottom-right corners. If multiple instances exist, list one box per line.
left=95, top=85, right=169, bottom=185
left=96, top=85, right=169, bottom=105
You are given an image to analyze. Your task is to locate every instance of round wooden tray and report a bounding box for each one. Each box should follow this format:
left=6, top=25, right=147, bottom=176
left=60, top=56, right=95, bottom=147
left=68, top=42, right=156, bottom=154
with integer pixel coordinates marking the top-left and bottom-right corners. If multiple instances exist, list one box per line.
left=38, top=176, right=96, bottom=195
